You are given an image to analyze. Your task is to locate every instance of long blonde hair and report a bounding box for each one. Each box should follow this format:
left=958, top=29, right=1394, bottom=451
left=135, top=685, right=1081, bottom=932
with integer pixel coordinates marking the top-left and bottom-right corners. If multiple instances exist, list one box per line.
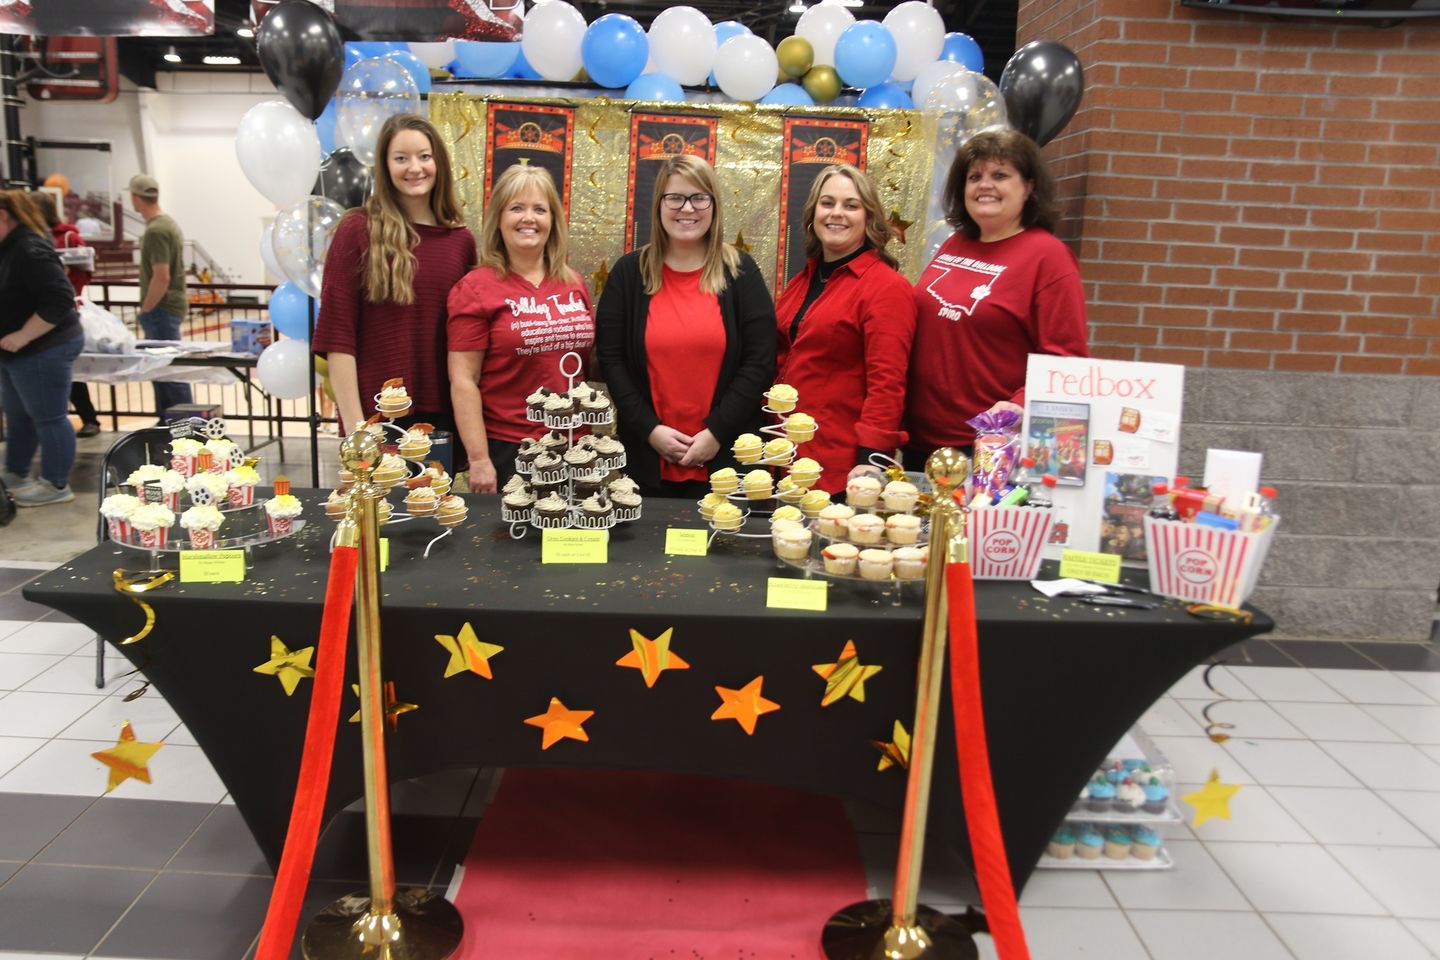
left=478, top=165, right=570, bottom=283
left=637, top=154, right=740, bottom=296
left=800, top=164, right=897, bottom=269
left=361, top=114, right=464, bottom=305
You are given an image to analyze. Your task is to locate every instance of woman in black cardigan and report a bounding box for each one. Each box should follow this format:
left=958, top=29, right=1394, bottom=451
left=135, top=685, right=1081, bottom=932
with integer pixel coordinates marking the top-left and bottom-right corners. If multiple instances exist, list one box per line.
left=596, top=155, right=775, bottom=497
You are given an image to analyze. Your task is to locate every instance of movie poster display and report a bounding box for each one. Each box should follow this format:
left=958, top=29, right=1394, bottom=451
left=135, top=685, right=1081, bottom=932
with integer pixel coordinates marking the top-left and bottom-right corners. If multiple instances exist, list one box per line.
left=624, top=113, right=718, bottom=252
left=775, top=117, right=868, bottom=287
left=485, top=102, right=575, bottom=215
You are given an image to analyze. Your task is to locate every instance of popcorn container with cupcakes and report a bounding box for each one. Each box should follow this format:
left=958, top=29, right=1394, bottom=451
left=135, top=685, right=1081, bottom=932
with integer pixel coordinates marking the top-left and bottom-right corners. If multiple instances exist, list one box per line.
left=264, top=477, right=303, bottom=537
left=968, top=507, right=1055, bottom=579
left=1143, top=515, right=1278, bottom=608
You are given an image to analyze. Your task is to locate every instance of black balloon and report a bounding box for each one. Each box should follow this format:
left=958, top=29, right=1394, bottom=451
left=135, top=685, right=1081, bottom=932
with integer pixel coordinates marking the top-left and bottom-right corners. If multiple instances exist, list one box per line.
left=312, top=148, right=373, bottom=210
left=256, top=0, right=343, bottom=122
left=998, top=40, right=1084, bottom=148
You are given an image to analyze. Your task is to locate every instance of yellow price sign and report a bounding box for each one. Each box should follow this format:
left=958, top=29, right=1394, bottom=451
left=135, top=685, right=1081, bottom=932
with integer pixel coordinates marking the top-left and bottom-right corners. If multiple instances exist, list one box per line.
left=664, top=528, right=709, bottom=557
left=179, top=549, right=245, bottom=583
left=542, top=529, right=609, bottom=564
left=1058, top=549, right=1122, bottom=584
left=380, top=538, right=389, bottom=572
left=766, top=577, right=828, bottom=612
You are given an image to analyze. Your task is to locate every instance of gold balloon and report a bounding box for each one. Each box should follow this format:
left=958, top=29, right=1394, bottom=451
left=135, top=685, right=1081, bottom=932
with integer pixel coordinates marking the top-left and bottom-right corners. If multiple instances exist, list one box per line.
left=322, top=377, right=335, bottom=403
left=313, top=354, right=329, bottom=377
left=776, top=36, right=813, bottom=78
left=802, top=65, right=841, bottom=104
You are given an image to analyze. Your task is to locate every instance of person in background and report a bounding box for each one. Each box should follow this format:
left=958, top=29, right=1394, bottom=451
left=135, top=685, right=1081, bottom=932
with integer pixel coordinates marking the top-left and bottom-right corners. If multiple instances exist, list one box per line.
left=905, top=129, right=1089, bottom=465
left=312, top=113, right=477, bottom=462
left=596, top=154, right=775, bottom=498
left=29, top=191, right=100, bottom=438
left=0, top=190, right=84, bottom=506
left=448, top=165, right=593, bottom=493
left=129, top=173, right=193, bottom=418
left=772, top=164, right=915, bottom=495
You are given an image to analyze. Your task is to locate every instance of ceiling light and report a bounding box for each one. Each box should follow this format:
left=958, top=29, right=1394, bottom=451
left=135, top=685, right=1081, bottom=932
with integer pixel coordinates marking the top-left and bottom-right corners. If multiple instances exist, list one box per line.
left=163, top=45, right=181, bottom=63
left=236, top=23, right=255, bottom=38
left=835, top=0, right=864, bottom=6
left=203, top=55, right=242, bottom=65
left=789, top=0, right=806, bottom=12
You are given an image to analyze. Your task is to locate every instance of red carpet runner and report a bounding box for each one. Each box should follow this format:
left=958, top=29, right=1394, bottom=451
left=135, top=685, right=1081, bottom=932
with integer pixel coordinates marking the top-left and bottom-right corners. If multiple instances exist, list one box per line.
left=452, top=770, right=868, bottom=959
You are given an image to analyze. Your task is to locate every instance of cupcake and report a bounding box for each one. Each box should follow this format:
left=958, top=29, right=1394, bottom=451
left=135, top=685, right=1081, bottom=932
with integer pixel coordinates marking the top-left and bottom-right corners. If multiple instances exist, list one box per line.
left=372, top=453, right=409, bottom=487
left=784, top=412, right=816, bottom=443
left=788, top=457, right=822, bottom=488
left=1087, top=777, right=1116, bottom=813
left=885, top=514, right=922, bottom=545
left=1106, top=761, right=1126, bottom=784
left=771, top=517, right=807, bottom=535
left=1115, top=779, right=1144, bottom=814
left=532, top=451, right=567, bottom=485
left=405, top=485, right=440, bottom=517
left=697, top=492, right=729, bottom=521
left=711, top=502, right=745, bottom=532
left=846, top=475, right=882, bottom=507
left=538, top=429, right=570, bottom=455
left=152, top=469, right=187, bottom=511
left=195, top=449, right=217, bottom=476
left=775, top=476, right=806, bottom=503
left=398, top=423, right=434, bottom=461
left=858, top=548, right=894, bottom=580
left=882, top=480, right=920, bottom=513
left=501, top=484, right=535, bottom=522
left=772, top=525, right=812, bottom=561
left=892, top=546, right=928, bottom=580
left=1103, top=826, right=1132, bottom=860
left=263, top=478, right=303, bottom=536
left=765, top=383, right=798, bottom=413
left=847, top=513, right=885, bottom=545
left=421, top=461, right=452, bottom=497
left=742, top=469, right=773, bottom=500
left=130, top=502, right=176, bottom=548
left=1142, top=776, right=1170, bottom=815
left=611, top=488, right=643, bottom=521
left=817, top=503, right=855, bottom=539
left=563, top=445, right=600, bottom=479
left=224, top=465, right=260, bottom=507
left=1075, top=825, right=1103, bottom=860
left=515, top=438, right=542, bottom=473
left=579, top=389, right=611, bottom=424
left=762, top=437, right=795, bottom=466
left=710, top=467, right=739, bottom=495
left=376, top=378, right=412, bottom=418
left=203, top=438, right=240, bottom=472
left=1047, top=826, right=1077, bottom=860
left=525, top=386, right=552, bottom=421
left=800, top=488, right=832, bottom=518
left=532, top=492, right=571, bottom=528
left=324, top=489, right=350, bottom=521
left=100, top=493, right=142, bottom=541
left=180, top=503, right=225, bottom=549
left=1131, top=826, right=1161, bottom=861
left=821, top=542, right=859, bottom=575
left=578, top=492, right=614, bottom=528
left=609, top=475, right=640, bottom=497
left=770, top=505, right=805, bottom=525
left=126, top=463, right=167, bottom=492
left=542, top=392, right=576, bottom=427
left=375, top=499, right=394, bottom=524
left=732, top=433, right=763, bottom=464
left=502, top=474, right=530, bottom=496
left=591, top=434, right=626, bottom=470
left=436, top=495, right=467, bottom=528
left=169, top=437, right=204, bottom=477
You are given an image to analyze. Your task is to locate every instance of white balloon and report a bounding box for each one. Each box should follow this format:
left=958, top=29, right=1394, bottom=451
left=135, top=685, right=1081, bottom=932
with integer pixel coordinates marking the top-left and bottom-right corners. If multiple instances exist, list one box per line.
left=795, top=3, right=855, bottom=67
left=520, top=1, right=586, bottom=81
left=925, top=71, right=1009, bottom=141
left=235, top=100, right=321, bottom=208
left=271, top=197, right=347, bottom=299
left=713, top=35, right=778, bottom=103
left=259, top=222, right=283, bottom=279
left=911, top=60, right=968, bottom=115
left=409, top=40, right=455, bottom=70
left=256, top=339, right=312, bottom=401
left=648, top=6, right=716, bottom=87
left=883, top=1, right=945, bottom=82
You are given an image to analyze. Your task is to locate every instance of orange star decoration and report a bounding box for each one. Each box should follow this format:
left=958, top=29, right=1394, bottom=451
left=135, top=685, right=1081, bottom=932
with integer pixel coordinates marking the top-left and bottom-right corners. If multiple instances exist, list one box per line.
left=872, top=720, right=911, bottom=772
left=711, top=676, right=780, bottom=735
left=732, top=229, right=752, bottom=253
left=252, top=636, right=315, bottom=696
left=348, top=682, right=418, bottom=729
left=590, top=259, right=610, bottom=298
left=1183, top=768, right=1241, bottom=829
left=887, top=209, right=914, bottom=244
left=91, top=721, right=164, bottom=793
left=435, top=622, right=504, bottom=679
left=812, top=640, right=883, bottom=706
left=616, top=627, right=690, bottom=688
left=523, top=697, right=594, bottom=750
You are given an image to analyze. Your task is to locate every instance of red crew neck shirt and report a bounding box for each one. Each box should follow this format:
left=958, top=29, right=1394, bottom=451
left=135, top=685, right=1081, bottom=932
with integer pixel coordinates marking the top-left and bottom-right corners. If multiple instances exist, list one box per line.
left=645, top=265, right=725, bottom=483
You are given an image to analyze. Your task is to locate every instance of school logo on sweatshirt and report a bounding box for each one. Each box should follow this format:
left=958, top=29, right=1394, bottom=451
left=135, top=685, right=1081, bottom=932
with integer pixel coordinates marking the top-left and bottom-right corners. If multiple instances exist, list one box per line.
left=923, top=254, right=1007, bottom=322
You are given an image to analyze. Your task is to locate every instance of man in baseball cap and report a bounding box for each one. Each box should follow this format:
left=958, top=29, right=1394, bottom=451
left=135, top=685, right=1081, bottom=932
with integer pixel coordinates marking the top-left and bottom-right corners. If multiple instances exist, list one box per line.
left=128, top=173, right=192, bottom=415
left=127, top=174, right=160, bottom=201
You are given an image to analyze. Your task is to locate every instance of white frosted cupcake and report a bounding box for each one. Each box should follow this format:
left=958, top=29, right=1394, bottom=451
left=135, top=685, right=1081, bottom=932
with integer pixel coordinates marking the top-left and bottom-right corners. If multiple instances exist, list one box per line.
left=893, top=546, right=928, bottom=580
left=100, top=493, right=142, bottom=541
left=846, top=475, right=882, bottom=507
left=224, top=465, right=261, bottom=507
left=847, top=513, right=885, bottom=545
left=858, top=548, right=895, bottom=580
left=186, top=470, right=230, bottom=507
left=885, top=514, right=922, bottom=545
left=772, top=525, right=812, bottom=561
left=130, top=502, right=176, bottom=548
left=882, top=480, right=920, bottom=512
left=180, top=504, right=225, bottom=549
left=821, top=542, right=859, bottom=575
left=817, top=503, right=855, bottom=539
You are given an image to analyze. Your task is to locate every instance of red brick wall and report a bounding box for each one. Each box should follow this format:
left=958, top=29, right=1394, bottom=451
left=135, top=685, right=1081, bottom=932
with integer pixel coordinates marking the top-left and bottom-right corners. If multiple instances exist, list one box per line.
left=1017, top=0, right=1440, bottom=375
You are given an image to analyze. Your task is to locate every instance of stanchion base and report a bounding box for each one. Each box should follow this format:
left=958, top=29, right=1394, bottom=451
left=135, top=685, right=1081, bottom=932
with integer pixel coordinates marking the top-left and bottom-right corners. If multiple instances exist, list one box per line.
left=302, top=887, right=463, bottom=960
left=821, top=900, right=979, bottom=960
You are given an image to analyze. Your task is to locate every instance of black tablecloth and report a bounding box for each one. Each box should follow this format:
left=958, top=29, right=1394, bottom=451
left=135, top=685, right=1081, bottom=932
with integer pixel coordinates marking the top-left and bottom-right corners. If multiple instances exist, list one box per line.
left=24, top=494, right=1269, bottom=891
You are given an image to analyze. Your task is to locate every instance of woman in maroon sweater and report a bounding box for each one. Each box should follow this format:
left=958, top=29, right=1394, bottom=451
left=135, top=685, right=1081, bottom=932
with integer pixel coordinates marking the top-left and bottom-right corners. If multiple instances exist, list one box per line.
left=312, top=113, right=477, bottom=452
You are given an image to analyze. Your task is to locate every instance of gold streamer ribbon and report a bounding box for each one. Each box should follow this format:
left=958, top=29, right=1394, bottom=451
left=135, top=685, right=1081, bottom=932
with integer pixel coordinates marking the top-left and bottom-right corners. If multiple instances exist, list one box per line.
left=111, top=568, right=175, bottom=645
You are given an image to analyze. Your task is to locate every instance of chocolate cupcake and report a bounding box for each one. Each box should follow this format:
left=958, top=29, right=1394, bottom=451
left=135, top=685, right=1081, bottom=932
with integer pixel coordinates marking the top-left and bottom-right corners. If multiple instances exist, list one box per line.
left=501, top=485, right=535, bottom=523
left=572, top=476, right=605, bottom=500
left=538, top=430, right=569, bottom=456
left=515, top=438, right=542, bottom=475
left=533, top=450, right=567, bottom=485
left=592, top=434, right=626, bottom=470
left=577, top=491, right=615, bottom=528
left=563, top=445, right=601, bottom=479
left=532, top=492, right=571, bottom=528
left=526, top=386, right=552, bottom=422
left=579, top=388, right=611, bottom=424
left=542, top=393, right=576, bottom=427
left=611, top=489, right=642, bottom=521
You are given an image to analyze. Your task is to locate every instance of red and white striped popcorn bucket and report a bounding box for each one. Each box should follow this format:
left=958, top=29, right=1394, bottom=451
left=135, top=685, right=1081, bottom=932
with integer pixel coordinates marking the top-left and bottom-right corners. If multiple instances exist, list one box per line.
left=170, top=455, right=196, bottom=478
left=162, top=491, right=181, bottom=512
left=967, top=507, right=1054, bottom=579
left=1144, top=517, right=1278, bottom=608
left=136, top=526, right=169, bottom=549
left=228, top=485, right=255, bottom=508
left=106, top=518, right=132, bottom=542
left=189, top=528, right=216, bottom=550
left=267, top=515, right=294, bottom=537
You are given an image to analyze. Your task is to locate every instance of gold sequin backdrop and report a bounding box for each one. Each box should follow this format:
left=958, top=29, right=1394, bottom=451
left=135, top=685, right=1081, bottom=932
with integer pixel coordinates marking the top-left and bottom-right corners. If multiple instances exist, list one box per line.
left=430, top=93, right=939, bottom=296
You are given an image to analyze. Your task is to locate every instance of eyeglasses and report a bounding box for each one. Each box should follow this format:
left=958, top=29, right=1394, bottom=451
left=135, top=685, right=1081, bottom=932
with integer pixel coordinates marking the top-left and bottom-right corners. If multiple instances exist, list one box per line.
left=660, top=192, right=713, bottom=211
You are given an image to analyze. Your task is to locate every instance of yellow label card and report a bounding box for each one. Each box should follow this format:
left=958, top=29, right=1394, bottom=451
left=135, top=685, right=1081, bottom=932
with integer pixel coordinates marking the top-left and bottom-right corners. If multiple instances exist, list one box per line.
left=179, top=549, right=245, bottom=583
left=380, top=538, right=389, bottom=572
left=766, top=577, right=828, bottom=612
left=664, top=528, right=709, bottom=557
left=542, top=529, right=609, bottom=564
left=1058, top=549, right=1122, bottom=584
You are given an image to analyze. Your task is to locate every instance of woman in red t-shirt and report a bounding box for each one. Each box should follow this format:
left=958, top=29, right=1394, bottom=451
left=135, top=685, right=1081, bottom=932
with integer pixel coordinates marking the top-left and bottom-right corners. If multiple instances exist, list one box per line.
left=447, top=165, right=593, bottom=493
left=596, top=155, right=775, bottom=498
left=773, top=164, right=915, bottom=495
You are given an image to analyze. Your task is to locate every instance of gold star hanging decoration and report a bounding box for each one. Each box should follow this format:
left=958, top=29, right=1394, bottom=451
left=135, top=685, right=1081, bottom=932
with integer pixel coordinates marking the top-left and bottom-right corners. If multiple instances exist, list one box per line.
left=435, top=622, right=504, bottom=679
left=348, top=682, right=418, bottom=729
left=732, top=229, right=752, bottom=253
left=1183, top=768, right=1241, bottom=829
left=616, top=627, right=690, bottom=688
left=252, top=636, right=316, bottom=696
left=711, top=676, right=780, bottom=735
left=590, top=259, right=610, bottom=298
left=523, top=697, right=594, bottom=750
left=887, top=209, right=914, bottom=244
left=872, top=721, right=911, bottom=772
left=812, top=640, right=883, bottom=706
left=91, top=721, right=164, bottom=793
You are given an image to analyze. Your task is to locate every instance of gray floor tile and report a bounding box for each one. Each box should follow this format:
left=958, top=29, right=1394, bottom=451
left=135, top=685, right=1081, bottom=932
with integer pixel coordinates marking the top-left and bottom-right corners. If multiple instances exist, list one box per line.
left=167, top=805, right=272, bottom=876
left=0, top=793, right=92, bottom=860
left=308, top=813, right=458, bottom=886
left=0, top=596, right=64, bottom=623
left=93, top=872, right=271, bottom=960
left=1275, top=640, right=1379, bottom=670
left=0, top=863, right=154, bottom=954
left=0, top=569, right=40, bottom=593
left=1350, top=642, right=1440, bottom=673
left=0, top=860, right=20, bottom=884
left=34, top=797, right=211, bottom=869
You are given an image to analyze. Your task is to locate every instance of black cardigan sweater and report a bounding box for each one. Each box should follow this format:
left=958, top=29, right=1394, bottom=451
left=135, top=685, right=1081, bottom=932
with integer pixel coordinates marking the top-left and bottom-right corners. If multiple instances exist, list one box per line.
left=595, top=249, right=777, bottom=492
left=0, top=227, right=81, bottom=357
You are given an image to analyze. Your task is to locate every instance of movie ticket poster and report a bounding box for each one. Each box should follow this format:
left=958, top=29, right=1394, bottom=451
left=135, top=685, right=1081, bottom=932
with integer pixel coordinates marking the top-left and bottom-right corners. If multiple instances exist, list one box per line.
left=624, top=113, right=718, bottom=252
left=327, top=0, right=519, bottom=41
left=776, top=117, right=868, bottom=287
left=485, top=102, right=576, bottom=216
left=3, top=0, right=214, bottom=36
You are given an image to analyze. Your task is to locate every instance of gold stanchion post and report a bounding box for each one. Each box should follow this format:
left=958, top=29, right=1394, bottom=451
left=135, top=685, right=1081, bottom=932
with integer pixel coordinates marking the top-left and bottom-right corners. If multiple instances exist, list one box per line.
left=821, top=449, right=979, bottom=960
left=302, top=430, right=464, bottom=960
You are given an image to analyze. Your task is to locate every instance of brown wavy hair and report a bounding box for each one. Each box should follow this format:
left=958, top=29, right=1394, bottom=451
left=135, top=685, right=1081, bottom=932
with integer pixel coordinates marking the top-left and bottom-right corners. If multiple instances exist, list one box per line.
left=360, top=113, right=465, bottom=305
left=638, top=154, right=740, bottom=296
left=0, top=190, right=48, bottom=238
left=477, top=164, right=571, bottom=283
left=799, top=164, right=896, bottom=269
left=942, top=129, right=1060, bottom=241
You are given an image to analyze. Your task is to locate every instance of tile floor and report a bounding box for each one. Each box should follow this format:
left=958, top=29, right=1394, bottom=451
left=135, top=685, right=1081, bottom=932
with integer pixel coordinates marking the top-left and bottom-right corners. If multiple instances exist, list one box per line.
left=0, top=560, right=1438, bottom=959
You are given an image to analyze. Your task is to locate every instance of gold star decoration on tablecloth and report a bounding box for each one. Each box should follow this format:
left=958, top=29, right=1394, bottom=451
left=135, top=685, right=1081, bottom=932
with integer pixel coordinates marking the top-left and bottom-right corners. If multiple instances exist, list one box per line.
left=348, top=682, right=418, bottom=729
left=732, top=229, right=752, bottom=253
left=590, top=259, right=610, bottom=298
left=616, top=627, right=690, bottom=688
left=812, top=640, right=883, bottom=706
left=252, top=636, right=316, bottom=696
left=1183, top=768, right=1241, bottom=829
left=711, top=676, right=780, bottom=735
left=435, top=622, right=504, bottom=679
left=872, top=721, right=911, bottom=772
left=91, top=721, right=164, bottom=793
left=887, top=209, right=914, bottom=244
left=523, top=697, right=594, bottom=750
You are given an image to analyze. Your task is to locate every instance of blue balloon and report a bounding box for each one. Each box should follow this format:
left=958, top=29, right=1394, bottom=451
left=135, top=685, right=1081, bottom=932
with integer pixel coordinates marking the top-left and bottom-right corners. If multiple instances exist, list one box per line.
left=625, top=72, right=684, bottom=103
left=581, top=14, right=648, bottom=89
left=760, top=83, right=814, bottom=107
left=315, top=97, right=338, bottom=155
left=383, top=50, right=431, bottom=95
left=345, top=41, right=405, bottom=70
left=940, top=32, right=985, bottom=72
left=268, top=282, right=314, bottom=341
left=452, top=40, right=519, bottom=79
left=834, top=21, right=898, bottom=90
left=857, top=82, right=914, bottom=110
left=506, top=46, right=542, bottom=80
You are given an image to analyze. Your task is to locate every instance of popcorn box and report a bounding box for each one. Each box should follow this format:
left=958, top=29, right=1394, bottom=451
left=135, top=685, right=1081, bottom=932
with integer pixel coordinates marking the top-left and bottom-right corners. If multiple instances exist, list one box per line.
left=1144, top=516, right=1278, bottom=608
left=231, top=320, right=272, bottom=356
left=267, top=515, right=294, bottom=537
left=107, top=518, right=132, bottom=542
left=190, top=528, right=216, bottom=550
left=227, top=485, right=255, bottom=508
left=968, top=507, right=1054, bottom=580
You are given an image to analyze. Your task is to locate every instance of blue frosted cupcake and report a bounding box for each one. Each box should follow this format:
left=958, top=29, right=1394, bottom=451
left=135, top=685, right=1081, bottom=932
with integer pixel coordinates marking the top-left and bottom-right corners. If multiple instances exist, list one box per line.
left=1047, top=825, right=1077, bottom=859
left=1143, top=776, right=1170, bottom=814
left=1076, top=824, right=1103, bottom=860
left=1105, top=762, right=1126, bottom=784
left=1104, top=826, right=1132, bottom=860
left=1087, top=777, right=1116, bottom=813
left=1132, top=825, right=1161, bottom=861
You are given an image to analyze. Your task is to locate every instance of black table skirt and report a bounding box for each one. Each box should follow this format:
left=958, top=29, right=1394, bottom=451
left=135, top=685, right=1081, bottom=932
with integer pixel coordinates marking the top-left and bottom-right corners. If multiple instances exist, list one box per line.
left=24, top=493, right=1269, bottom=892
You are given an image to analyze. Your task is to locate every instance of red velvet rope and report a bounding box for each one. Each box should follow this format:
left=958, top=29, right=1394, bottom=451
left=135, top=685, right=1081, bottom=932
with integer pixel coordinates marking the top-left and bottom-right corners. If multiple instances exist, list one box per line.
left=946, top=561, right=1031, bottom=960
left=254, top=544, right=358, bottom=960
